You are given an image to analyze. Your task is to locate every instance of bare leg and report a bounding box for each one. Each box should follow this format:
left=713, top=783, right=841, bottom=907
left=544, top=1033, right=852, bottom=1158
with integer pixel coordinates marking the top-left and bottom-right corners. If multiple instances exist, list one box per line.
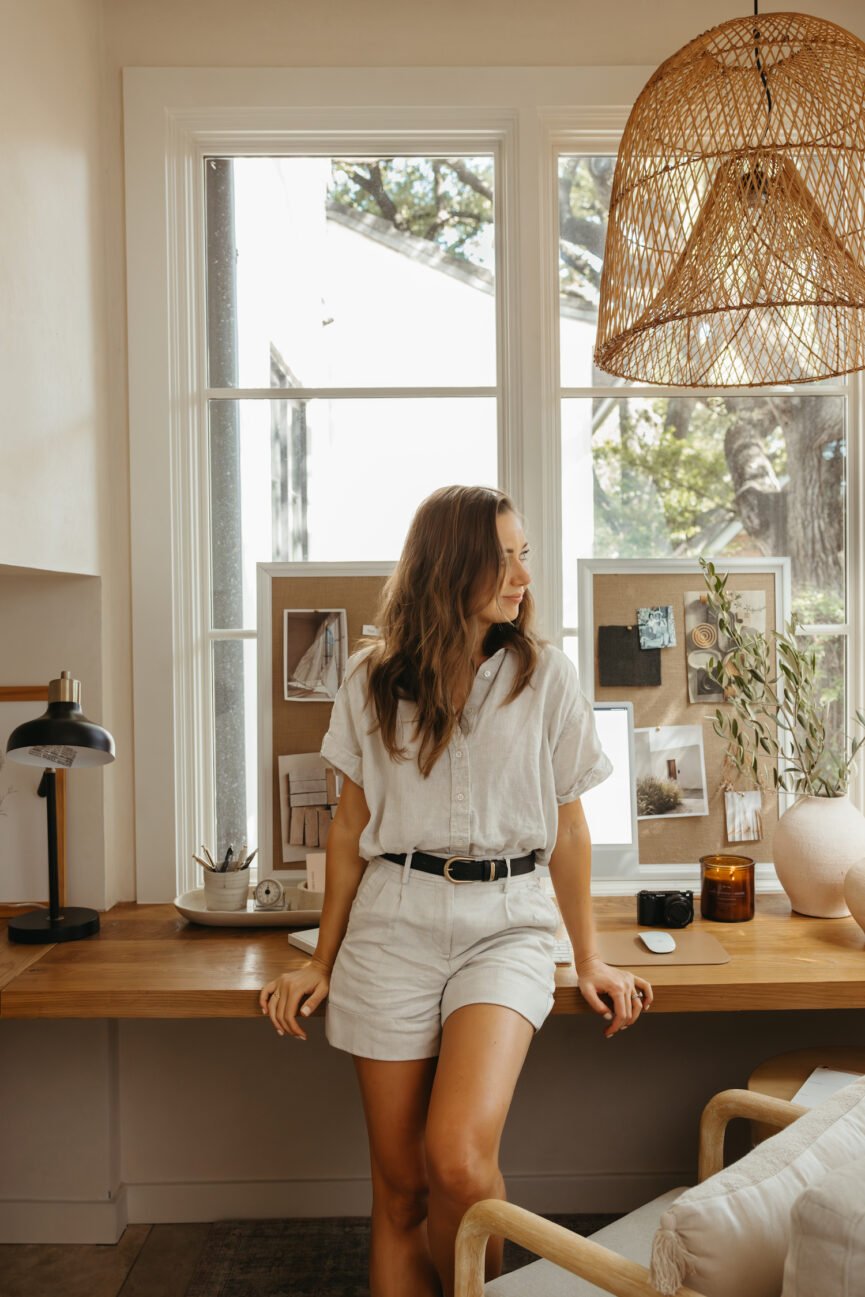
left=353, top=1055, right=442, bottom=1297
left=424, top=1005, right=535, bottom=1297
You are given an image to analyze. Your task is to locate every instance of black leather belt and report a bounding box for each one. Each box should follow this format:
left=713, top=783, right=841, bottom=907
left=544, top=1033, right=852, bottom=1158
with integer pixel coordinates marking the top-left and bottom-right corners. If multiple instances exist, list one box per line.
left=383, top=850, right=535, bottom=883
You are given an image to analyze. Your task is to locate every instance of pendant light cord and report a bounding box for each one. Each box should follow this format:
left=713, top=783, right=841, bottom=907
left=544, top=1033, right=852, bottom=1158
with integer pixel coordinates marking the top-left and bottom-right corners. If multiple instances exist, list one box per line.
left=753, top=0, right=773, bottom=117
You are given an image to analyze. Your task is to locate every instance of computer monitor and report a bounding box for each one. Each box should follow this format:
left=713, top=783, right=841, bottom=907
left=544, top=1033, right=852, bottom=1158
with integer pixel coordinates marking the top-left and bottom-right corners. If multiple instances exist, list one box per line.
left=581, top=701, right=640, bottom=879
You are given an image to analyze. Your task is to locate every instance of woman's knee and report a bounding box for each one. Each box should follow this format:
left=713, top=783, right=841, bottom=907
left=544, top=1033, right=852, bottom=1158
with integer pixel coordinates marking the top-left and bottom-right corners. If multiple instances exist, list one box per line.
left=371, top=1161, right=429, bottom=1231
left=425, top=1135, right=499, bottom=1207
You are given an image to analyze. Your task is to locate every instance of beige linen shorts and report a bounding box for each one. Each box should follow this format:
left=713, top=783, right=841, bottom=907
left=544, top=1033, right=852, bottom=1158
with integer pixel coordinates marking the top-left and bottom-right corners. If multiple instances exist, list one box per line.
left=325, top=855, right=559, bottom=1060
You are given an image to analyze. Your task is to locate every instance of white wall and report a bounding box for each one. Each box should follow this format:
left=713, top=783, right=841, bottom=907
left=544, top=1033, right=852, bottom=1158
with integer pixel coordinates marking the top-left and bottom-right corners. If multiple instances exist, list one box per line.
left=0, top=0, right=104, bottom=578
left=102, top=0, right=865, bottom=68
left=0, top=0, right=135, bottom=908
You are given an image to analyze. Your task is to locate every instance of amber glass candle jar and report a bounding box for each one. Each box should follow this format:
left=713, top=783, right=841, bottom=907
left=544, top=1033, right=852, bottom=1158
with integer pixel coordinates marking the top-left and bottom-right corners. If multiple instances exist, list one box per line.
left=700, top=854, right=755, bottom=922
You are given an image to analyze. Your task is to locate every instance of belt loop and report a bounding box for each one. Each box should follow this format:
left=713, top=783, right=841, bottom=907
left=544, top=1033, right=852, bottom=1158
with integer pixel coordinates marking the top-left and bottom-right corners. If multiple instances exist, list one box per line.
left=402, top=850, right=414, bottom=886
left=503, top=855, right=513, bottom=889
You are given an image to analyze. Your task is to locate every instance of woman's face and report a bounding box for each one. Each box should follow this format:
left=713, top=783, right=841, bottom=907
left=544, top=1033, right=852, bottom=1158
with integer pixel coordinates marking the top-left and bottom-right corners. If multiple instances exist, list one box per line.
left=474, top=510, right=531, bottom=630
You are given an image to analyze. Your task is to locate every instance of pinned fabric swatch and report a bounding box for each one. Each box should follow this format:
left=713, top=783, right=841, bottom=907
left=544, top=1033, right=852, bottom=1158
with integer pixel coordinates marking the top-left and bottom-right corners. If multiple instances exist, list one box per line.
left=598, top=625, right=661, bottom=687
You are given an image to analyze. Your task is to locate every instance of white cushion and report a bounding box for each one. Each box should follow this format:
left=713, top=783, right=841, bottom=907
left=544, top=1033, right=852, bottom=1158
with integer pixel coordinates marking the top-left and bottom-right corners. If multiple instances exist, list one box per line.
left=781, top=1154, right=865, bottom=1297
left=649, top=1077, right=865, bottom=1297
left=485, top=1189, right=684, bottom=1295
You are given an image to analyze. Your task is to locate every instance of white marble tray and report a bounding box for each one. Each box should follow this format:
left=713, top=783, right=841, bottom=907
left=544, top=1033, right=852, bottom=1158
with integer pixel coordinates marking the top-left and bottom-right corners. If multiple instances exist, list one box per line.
left=173, top=886, right=321, bottom=927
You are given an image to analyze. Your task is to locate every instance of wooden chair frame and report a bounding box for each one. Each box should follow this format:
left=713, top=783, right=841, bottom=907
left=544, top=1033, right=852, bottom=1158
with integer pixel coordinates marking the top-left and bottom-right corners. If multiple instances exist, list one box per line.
left=454, top=1089, right=806, bottom=1297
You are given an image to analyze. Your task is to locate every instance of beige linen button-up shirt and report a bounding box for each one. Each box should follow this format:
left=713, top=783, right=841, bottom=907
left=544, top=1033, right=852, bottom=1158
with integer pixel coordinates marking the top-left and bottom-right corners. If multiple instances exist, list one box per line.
left=321, top=643, right=611, bottom=866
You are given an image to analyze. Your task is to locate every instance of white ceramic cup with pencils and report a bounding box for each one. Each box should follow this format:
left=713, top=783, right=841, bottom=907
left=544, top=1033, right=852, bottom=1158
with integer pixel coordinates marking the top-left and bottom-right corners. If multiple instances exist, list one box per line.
left=203, top=870, right=250, bottom=911
left=196, top=845, right=254, bottom=911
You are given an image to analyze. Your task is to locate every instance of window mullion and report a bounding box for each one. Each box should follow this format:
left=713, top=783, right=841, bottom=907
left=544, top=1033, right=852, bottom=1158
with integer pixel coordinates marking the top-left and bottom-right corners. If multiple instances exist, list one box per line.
left=206, top=387, right=497, bottom=400
left=507, top=108, right=562, bottom=644
left=846, top=372, right=865, bottom=814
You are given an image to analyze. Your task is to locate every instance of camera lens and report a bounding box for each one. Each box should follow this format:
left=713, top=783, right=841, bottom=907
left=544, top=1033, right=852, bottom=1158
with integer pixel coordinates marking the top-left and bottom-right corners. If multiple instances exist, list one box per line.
left=664, top=894, right=692, bottom=927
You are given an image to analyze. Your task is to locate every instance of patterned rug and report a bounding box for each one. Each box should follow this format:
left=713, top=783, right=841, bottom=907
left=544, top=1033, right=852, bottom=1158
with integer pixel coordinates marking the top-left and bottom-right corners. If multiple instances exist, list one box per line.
left=185, top=1214, right=621, bottom=1296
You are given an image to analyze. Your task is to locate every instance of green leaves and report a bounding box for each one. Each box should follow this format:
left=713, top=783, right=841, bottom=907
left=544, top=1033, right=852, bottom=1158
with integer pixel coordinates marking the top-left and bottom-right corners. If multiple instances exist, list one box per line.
left=700, top=561, right=863, bottom=797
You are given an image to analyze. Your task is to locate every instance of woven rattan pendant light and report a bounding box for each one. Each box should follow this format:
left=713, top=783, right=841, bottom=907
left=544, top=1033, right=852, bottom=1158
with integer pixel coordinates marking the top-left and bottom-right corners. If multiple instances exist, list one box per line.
left=595, top=8, right=865, bottom=387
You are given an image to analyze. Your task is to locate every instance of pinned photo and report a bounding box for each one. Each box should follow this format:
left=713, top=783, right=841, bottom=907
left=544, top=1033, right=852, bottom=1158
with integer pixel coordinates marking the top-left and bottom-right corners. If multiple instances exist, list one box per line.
left=637, top=605, right=676, bottom=650
left=283, top=608, right=348, bottom=701
left=725, top=789, right=763, bottom=843
left=634, top=724, right=709, bottom=819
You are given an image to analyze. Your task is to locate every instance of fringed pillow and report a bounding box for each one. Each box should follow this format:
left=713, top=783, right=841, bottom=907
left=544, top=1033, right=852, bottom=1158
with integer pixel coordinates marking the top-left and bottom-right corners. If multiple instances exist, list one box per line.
left=649, top=1077, right=865, bottom=1297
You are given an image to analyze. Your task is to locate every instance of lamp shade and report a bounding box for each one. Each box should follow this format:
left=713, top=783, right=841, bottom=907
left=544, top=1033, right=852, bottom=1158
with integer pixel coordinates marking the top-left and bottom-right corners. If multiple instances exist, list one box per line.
left=595, top=12, right=865, bottom=387
left=6, top=672, right=115, bottom=769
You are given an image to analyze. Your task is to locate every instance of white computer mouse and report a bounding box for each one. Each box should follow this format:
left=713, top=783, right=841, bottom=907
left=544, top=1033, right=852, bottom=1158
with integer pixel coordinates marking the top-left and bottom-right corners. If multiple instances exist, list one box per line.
left=638, top=930, right=677, bottom=954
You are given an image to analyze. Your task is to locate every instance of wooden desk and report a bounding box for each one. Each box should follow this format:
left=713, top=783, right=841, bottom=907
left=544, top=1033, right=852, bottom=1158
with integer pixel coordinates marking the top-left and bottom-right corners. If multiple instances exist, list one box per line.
left=1, top=894, right=864, bottom=1020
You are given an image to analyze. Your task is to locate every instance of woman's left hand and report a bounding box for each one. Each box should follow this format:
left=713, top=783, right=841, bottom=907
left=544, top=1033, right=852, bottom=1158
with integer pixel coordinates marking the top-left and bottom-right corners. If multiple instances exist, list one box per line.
left=576, top=956, right=653, bottom=1038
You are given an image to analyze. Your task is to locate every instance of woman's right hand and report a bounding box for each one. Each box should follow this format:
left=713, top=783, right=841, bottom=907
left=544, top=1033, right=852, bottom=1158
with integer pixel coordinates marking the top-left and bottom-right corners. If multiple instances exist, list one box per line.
left=259, top=960, right=330, bottom=1040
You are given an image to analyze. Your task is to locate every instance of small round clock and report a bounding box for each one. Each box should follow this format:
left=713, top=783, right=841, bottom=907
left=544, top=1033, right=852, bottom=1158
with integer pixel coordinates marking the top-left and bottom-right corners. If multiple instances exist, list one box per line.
left=254, top=877, right=285, bottom=909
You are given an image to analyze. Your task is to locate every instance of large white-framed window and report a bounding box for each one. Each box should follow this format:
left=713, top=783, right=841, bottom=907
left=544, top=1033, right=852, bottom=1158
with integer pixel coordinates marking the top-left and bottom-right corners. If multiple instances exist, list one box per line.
left=544, top=129, right=864, bottom=830
left=125, top=69, right=865, bottom=902
left=205, top=147, right=504, bottom=885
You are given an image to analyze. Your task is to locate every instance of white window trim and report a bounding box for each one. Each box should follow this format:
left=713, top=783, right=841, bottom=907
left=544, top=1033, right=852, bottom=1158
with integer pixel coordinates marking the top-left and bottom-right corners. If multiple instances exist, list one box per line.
left=124, top=67, right=863, bottom=901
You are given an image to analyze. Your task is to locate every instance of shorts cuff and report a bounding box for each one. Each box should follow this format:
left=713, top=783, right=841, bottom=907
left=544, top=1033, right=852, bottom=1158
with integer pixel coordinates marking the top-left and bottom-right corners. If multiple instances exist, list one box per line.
left=325, top=1002, right=440, bottom=1061
left=441, top=977, right=554, bottom=1034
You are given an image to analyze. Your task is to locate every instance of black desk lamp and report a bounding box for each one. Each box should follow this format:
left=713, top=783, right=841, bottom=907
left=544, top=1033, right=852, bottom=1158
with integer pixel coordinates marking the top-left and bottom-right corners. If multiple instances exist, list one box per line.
left=5, top=671, right=115, bottom=944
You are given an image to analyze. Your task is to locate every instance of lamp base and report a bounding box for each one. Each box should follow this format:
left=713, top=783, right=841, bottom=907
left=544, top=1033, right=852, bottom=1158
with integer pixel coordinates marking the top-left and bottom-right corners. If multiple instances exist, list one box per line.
left=8, top=906, right=100, bottom=944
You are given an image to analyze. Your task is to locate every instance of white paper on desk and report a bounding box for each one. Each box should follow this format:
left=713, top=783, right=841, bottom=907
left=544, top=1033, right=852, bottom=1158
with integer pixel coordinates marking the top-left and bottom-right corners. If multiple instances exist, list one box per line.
left=287, top=927, right=320, bottom=955
left=791, top=1066, right=863, bottom=1108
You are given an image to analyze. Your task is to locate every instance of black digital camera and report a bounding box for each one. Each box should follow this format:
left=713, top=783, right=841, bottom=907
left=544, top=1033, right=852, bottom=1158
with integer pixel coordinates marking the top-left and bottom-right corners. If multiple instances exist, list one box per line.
left=636, top=889, right=694, bottom=929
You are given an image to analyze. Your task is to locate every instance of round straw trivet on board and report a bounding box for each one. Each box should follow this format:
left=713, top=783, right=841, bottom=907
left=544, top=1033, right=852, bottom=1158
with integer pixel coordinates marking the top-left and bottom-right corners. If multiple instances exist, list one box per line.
left=691, top=623, right=718, bottom=649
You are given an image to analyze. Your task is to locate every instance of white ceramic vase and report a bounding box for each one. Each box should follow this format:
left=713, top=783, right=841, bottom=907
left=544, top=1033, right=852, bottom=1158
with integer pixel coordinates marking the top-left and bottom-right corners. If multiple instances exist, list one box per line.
left=772, top=794, right=865, bottom=917
left=843, top=860, right=865, bottom=934
left=203, top=869, right=250, bottom=912
left=295, top=880, right=325, bottom=911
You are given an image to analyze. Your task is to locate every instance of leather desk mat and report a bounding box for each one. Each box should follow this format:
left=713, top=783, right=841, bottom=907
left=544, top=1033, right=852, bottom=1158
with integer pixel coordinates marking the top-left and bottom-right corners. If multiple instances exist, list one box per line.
left=597, top=930, right=731, bottom=966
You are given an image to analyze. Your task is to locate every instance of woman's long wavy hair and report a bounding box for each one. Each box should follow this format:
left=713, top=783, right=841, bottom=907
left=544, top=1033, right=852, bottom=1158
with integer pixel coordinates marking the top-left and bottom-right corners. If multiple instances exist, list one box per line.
left=360, top=485, right=541, bottom=776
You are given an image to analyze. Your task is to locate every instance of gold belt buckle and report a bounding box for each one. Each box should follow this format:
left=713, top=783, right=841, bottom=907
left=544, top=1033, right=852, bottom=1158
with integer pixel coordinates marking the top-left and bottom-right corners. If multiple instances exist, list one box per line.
left=443, top=856, right=498, bottom=883
left=443, top=856, right=476, bottom=884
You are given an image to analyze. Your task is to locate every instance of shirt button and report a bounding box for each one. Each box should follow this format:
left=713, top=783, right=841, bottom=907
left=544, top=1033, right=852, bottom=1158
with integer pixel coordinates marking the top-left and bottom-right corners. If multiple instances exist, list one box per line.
left=456, top=793, right=465, bottom=802
left=483, top=669, right=491, bottom=678
left=455, top=750, right=463, bottom=758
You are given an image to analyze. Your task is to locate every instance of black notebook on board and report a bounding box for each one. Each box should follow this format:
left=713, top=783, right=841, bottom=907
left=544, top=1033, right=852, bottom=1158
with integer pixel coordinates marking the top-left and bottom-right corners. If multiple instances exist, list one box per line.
left=597, top=625, right=661, bottom=687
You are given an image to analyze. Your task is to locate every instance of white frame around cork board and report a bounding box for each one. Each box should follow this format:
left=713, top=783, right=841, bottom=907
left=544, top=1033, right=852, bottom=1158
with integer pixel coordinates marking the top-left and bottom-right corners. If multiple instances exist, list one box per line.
left=257, top=562, right=394, bottom=882
left=577, top=557, right=792, bottom=868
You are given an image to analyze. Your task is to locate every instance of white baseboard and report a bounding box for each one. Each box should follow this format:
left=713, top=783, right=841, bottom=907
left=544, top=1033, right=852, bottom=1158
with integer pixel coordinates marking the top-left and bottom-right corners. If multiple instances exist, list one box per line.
left=128, top=1171, right=682, bottom=1224
left=0, top=1184, right=128, bottom=1244
left=0, top=1172, right=688, bottom=1242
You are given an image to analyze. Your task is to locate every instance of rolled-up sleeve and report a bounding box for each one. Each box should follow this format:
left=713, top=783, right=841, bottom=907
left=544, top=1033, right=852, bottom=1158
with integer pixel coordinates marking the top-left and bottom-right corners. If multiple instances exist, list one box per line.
left=321, top=657, right=367, bottom=788
left=551, top=663, right=612, bottom=805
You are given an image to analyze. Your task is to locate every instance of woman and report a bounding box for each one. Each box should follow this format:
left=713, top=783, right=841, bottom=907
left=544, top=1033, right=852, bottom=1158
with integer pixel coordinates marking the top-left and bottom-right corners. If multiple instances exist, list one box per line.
left=260, top=485, right=653, bottom=1297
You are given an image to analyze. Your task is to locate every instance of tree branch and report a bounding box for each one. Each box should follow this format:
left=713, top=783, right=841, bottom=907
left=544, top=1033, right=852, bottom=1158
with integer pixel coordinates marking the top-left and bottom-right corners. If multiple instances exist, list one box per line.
left=443, top=159, right=493, bottom=202
left=339, top=164, right=401, bottom=228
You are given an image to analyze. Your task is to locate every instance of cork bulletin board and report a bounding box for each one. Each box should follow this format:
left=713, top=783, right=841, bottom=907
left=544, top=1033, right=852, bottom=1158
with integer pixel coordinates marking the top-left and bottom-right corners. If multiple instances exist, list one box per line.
left=577, top=558, right=791, bottom=866
left=257, top=562, right=393, bottom=879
